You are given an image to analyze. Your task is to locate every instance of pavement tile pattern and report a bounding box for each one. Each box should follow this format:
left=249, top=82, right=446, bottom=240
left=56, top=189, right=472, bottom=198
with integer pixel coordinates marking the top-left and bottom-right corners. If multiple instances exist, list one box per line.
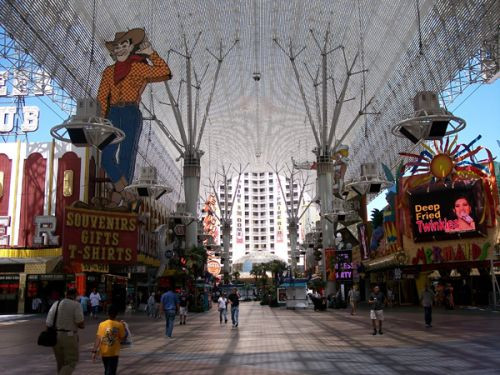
left=1, top=302, right=499, bottom=374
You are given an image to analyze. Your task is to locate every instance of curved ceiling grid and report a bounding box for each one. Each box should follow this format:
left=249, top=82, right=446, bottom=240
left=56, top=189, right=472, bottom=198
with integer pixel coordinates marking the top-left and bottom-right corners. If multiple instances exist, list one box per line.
left=0, top=0, right=498, bottom=199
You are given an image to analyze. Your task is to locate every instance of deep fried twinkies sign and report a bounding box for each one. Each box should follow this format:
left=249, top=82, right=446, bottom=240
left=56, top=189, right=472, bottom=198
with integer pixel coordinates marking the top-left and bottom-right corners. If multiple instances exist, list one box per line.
left=408, top=180, right=486, bottom=242
left=63, top=207, right=138, bottom=264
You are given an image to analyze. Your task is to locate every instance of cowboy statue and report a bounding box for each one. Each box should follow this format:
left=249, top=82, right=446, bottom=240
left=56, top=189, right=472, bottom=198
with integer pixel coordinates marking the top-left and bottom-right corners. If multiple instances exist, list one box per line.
left=97, top=28, right=172, bottom=206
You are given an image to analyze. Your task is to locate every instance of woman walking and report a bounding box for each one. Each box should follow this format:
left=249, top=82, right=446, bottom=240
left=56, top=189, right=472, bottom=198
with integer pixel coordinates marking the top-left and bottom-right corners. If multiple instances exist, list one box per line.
left=218, top=292, right=228, bottom=324
left=348, top=285, right=360, bottom=315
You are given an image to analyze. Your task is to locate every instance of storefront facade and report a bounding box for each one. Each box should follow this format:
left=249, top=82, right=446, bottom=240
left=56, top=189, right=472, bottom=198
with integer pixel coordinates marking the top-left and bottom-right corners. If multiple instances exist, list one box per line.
left=0, top=140, right=169, bottom=313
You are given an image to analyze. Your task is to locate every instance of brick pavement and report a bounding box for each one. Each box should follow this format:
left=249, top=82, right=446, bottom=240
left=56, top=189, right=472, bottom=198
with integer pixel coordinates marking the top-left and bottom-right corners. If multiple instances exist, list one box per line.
left=1, top=302, right=500, bottom=374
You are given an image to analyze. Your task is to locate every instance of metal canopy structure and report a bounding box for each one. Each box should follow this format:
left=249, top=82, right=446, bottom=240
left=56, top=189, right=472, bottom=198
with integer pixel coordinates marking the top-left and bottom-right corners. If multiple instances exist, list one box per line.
left=0, top=0, right=498, bottom=199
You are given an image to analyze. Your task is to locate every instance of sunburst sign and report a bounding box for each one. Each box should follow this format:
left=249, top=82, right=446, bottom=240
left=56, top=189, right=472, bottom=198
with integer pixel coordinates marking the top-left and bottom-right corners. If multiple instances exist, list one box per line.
left=400, top=135, right=499, bottom=226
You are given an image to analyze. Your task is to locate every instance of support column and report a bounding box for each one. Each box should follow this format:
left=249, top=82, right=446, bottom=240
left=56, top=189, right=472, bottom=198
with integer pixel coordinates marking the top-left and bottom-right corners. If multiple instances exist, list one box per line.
left=288, top=219, right=298, bottom=272
left=317, top=155, right=335, bottom=296
left=222, top=220, right=231, bottom=274
left=184, top=154, right=201, bottom=250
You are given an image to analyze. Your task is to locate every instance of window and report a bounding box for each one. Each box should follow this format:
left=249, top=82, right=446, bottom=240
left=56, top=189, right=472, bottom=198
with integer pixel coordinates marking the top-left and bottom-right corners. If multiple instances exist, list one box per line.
left=245, top=236, right=249, bottom=240
left=270, top=235, right=275, bottom=240
left=271, top=244, right=275, bottom=249
left=245, top=244, right=250, bottom=249
left=253, top=236, right=259, bottom=241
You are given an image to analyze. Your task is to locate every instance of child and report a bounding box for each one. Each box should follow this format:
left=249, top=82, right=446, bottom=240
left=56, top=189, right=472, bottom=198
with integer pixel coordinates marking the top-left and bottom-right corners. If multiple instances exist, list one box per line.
left=92, top=305, right=126, bottom=375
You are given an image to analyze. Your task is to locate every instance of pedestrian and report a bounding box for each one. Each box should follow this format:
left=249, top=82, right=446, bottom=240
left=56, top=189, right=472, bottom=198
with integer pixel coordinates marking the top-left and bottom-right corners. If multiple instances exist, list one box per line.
left=179, top=290, right=188, bottom=325
left=46, top=288, right=85, bottom=374
left=348, top=285, right=360, bottom=315
left=155, top=291, right=162, bottom=319
left=90, top=288, right=101, bottom=319
left=79, top=294, right=90, bottom=316
left=32, top=295, right=42, bottom=313
left=444, top=283, right=454, bottom=310
left=387, top=287, right=394, bottom=307
left=421, top=285, right=435, bottom=328
left=147, top=292, right=155, bottom=318
left=218, top=292, right=228, bottom=324
left=227, top=288, right=240, bottom=327
left=160, top=286, right=179, bottom=338
left=368, top=285, right=387, bottom=335
left=92, top=305, right=126, bottom=375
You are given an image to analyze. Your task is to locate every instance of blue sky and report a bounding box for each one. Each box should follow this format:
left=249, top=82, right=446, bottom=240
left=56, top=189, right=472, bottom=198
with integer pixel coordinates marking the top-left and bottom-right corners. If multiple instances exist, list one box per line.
left=368, top=80, right=500, bottom=213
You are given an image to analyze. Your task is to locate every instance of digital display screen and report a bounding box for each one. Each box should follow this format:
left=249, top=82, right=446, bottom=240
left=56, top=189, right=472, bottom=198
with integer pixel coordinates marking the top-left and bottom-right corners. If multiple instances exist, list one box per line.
left=408, top=179, right=486, bottom=242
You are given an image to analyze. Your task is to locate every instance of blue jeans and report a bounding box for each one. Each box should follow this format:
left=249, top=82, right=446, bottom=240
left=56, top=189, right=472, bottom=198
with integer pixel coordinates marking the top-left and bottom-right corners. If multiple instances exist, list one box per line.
left=231, top=306, right=239, bottom=325
left=219, top=308, right=227, bottom=323
left=165, top=310, right=176, bottom=337
left=102, top=105, right=143, bottom=183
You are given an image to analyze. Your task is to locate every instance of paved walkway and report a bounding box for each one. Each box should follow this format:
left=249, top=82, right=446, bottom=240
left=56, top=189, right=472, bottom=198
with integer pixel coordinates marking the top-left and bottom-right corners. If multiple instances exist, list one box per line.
left=1, top=302, right=500, bottom=374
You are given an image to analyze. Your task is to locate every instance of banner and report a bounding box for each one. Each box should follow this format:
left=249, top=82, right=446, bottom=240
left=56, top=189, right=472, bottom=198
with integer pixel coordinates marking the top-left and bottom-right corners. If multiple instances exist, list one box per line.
left=63, top=207, right=138, bottom=265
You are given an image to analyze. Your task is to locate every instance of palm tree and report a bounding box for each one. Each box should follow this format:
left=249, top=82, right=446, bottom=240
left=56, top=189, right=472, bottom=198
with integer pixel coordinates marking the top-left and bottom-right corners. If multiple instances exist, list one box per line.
left=250, top=264, right=263, bottom=284
left=232, top=271, right=240, bottom=283
left=265, top=260, right=287, bottom=286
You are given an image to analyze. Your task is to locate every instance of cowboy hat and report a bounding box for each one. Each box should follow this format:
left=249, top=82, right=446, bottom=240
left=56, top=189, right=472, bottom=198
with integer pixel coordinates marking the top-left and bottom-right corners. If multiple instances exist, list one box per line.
left=105, top=28, right=145, bottom=52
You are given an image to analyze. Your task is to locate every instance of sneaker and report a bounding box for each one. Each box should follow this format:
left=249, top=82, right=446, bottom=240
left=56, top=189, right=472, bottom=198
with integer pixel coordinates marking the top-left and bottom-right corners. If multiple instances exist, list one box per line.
left=225, top=320, right=227, bottom=324
left=235, top=323, right=238, bottom=327
left=372, top=330, right=377, bottom=335
left=378, top=330, right=383, bottom=335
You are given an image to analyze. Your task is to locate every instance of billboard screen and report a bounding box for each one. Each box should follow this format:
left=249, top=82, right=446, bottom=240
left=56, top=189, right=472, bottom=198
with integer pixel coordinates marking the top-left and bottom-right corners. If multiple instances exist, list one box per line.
left=408, top=179, right=486, bottom=242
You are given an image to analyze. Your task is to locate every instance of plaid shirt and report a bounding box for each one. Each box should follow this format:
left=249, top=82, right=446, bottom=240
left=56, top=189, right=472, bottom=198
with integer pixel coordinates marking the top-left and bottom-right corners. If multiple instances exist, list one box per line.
left=97, top=51, right=171, bottom=117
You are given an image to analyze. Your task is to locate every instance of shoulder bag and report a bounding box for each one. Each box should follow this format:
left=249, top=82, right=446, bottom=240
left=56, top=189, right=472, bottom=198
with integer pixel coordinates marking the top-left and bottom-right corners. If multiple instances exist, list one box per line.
left=37, top=300, right=61, bottom=347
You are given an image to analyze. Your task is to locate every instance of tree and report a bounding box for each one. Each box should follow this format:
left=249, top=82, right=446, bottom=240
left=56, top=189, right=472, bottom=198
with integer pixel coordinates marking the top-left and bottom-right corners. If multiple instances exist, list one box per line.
left=185, top=245, right=208, bottom=279
left=232, top=271, right=240, bottom=283
left=262, top=260, right=287, bottom=286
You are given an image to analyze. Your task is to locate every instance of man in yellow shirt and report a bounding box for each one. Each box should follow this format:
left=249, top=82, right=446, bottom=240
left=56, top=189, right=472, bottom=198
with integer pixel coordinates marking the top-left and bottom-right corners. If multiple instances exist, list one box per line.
left=97, top=28, right=172, bottom=203
left=92, top=305, right=126, bottom=375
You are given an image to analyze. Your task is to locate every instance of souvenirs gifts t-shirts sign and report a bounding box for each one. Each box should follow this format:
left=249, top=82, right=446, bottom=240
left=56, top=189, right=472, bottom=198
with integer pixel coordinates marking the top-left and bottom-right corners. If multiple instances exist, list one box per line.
left=62, top=207, right=138, bottom=264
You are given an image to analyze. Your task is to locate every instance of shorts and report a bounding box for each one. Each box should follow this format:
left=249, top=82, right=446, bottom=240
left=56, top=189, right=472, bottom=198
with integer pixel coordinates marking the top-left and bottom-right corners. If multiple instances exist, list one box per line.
left=179, top=306, right=187, bottom=316
left=370, top=309, right=384, bottom=321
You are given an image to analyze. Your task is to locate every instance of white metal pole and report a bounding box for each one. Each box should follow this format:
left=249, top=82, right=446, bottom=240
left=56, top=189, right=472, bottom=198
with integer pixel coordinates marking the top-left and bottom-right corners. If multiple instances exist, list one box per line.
left=184, top=155, right=200, bottom=250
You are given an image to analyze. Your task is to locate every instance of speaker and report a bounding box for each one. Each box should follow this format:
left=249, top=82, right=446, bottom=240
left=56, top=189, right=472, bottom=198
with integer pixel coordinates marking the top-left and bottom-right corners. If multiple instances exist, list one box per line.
left=155, top=189, right=167, bottom=200
left=137, top=187, right=149, bottom=197
left=97, top=133, right=117, bottom=150
left=369, top=183, right=382, bottom=193
left=427, top=120, right=449, bottom=139
left=67, top=128, right=87, bottom=146
left=399, top=126, right=420, bottom=144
